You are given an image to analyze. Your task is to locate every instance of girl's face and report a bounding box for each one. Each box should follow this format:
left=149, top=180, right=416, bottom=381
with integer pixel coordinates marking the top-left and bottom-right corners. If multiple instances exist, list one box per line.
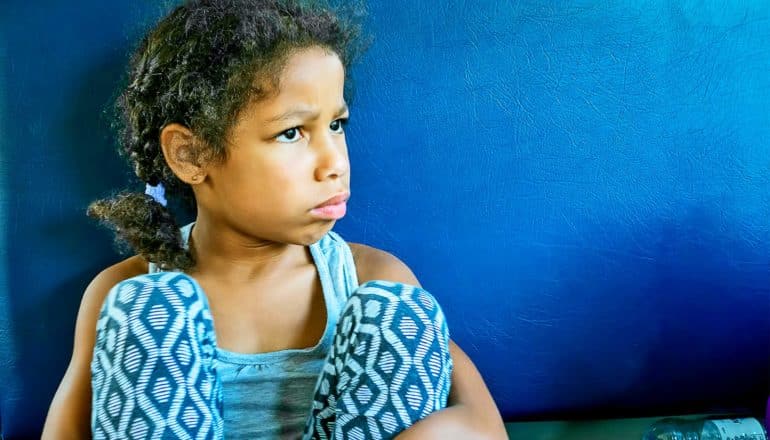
left=197, top=46, right=351, bottom=245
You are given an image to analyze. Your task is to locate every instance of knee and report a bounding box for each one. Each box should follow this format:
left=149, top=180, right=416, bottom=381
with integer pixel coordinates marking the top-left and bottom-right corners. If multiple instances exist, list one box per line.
left=101, top=272, right=208, bottom=316
left=343, top=280, right=450, bottom=344
left=93, top=272, right=219, bottom=380
left=96, top=272, right=215, bottom=350
left=352, top=280, right=447, bottom=320
left=336, top=281, right=454, bottom=408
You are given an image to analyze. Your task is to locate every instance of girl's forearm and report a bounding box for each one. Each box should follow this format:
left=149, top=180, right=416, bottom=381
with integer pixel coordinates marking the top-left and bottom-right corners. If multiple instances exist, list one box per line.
left=446, top=341, right=494, bottom=408
left=396, top=340, right=507, bottom=439
left=404, top=340, right=507, bottom=439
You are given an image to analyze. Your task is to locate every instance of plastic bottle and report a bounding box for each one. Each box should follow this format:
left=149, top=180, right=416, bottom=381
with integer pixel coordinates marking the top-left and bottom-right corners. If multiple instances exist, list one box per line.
left=766, top=396, right=770, bottom=434
left=641, top=416, right=767, bottom=440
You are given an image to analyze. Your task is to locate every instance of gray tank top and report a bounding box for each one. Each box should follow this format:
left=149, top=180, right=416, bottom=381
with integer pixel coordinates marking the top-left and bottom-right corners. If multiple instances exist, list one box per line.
left=148, top=223, right=359, bottom=438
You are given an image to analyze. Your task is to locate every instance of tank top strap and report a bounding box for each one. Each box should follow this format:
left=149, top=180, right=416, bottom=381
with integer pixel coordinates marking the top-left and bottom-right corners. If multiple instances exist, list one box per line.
left=309, top=230, right=360, bottom=301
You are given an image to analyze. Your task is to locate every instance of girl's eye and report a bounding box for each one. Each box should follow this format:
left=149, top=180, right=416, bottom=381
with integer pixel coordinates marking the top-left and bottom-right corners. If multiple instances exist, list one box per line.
left=330, top=118, right=349, bottom=134
left=276, top=127, right=302, bottom=143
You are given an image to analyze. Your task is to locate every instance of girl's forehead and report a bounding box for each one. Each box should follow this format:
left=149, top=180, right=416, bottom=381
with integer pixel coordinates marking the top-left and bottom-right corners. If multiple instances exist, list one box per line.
left=278, top=47, right=345, bottom=90
left=246, top=48, right=346, bottom=118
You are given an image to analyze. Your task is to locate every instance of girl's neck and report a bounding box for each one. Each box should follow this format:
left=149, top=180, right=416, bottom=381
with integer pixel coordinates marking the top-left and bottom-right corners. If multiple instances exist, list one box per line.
left=186, top=216, right=310, bottom=284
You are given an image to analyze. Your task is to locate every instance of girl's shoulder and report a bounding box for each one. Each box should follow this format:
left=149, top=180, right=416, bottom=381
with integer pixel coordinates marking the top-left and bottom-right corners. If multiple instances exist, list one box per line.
left=347, top=242, right=422, bottom=286
left=104, top=255, right=149, bottom=280
left=86, top=255, right=150, bottom=303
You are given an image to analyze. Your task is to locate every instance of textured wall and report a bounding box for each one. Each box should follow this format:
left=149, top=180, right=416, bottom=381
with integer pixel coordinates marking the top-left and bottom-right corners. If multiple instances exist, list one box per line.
left=337, top=0, right=770, bottom=422
left=2, top=0, right=769, bottom=437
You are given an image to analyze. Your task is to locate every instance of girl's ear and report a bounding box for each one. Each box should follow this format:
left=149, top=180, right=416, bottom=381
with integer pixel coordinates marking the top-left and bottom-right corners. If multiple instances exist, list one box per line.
left=159, top=123, right=208, bottom=184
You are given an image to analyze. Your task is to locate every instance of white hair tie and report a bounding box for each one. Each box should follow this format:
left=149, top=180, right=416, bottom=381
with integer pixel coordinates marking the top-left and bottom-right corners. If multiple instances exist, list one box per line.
left=144, top=182, right=168, bottom=207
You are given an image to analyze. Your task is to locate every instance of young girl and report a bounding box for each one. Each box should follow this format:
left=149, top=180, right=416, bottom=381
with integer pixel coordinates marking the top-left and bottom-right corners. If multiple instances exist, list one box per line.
left=43, top=0, right=504, bottom=438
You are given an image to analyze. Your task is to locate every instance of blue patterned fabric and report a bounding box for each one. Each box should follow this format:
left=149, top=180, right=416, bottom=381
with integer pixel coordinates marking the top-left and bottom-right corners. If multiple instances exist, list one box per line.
left=92, top=229, right=452, bottom=439
left=305, top=280, right=453, bottom=439
left=91, top=272, right=224, bottom=439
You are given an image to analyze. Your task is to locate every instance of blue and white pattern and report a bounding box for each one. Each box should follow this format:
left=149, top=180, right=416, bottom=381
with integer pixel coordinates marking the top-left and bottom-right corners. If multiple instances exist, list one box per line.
left=91, top=275, right=451, bottom=439
left=304, top=280, right=453, bottom=440
left=91, top=272, right=223, bottom=439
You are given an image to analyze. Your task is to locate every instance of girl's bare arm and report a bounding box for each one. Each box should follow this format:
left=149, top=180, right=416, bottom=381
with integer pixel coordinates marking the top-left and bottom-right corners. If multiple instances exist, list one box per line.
left=42, top=257, right=145, bottom=439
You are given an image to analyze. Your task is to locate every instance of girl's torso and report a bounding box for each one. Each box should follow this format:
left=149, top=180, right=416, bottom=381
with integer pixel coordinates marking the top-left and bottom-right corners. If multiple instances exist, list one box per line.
left=148, top=223, right=359, bottom=439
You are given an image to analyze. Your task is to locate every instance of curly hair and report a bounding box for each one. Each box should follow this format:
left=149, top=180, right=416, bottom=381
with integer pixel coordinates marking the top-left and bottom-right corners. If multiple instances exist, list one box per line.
left=88, top=0, right=365, bottom=270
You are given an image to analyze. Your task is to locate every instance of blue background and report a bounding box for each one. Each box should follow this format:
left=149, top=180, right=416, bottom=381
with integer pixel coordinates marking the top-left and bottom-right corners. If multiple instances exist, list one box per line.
left=1, top=1, right=769, bottom=437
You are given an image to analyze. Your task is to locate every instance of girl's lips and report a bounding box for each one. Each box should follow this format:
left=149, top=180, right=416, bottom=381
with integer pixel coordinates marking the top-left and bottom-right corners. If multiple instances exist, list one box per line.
left=314, top=192, right=350, bottom=208
left=310, top=191, right=350, bottom=220
left=310, top=201, right=347, bottom=220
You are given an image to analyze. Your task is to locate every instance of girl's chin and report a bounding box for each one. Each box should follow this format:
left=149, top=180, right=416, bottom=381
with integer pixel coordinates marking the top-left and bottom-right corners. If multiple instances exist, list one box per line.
left=295, top=220, right=337, bottom=245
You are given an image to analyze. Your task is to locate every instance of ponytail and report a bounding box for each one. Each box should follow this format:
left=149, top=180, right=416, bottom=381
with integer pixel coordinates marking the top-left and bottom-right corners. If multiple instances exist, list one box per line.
left=87, top=190, right=194, bottom=271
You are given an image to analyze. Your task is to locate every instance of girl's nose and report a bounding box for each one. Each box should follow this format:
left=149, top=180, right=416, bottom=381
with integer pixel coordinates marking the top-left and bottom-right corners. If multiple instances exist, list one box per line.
left=314, top=133, right=349, bottom=181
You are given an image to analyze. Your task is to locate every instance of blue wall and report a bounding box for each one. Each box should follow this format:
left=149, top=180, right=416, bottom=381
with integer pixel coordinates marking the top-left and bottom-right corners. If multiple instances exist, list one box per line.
left=2, top=1, right=769, bottom=437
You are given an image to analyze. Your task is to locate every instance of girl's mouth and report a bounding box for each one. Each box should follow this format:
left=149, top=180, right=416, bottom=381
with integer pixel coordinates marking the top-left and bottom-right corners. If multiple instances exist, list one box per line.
left=310, top=201, right=347, bottom=220
left=310, top=191, right=349, bottom=220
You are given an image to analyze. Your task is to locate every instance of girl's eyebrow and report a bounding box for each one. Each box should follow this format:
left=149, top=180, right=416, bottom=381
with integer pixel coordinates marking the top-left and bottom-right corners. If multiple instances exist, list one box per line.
left=266, top=103, right=349, bottom=123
